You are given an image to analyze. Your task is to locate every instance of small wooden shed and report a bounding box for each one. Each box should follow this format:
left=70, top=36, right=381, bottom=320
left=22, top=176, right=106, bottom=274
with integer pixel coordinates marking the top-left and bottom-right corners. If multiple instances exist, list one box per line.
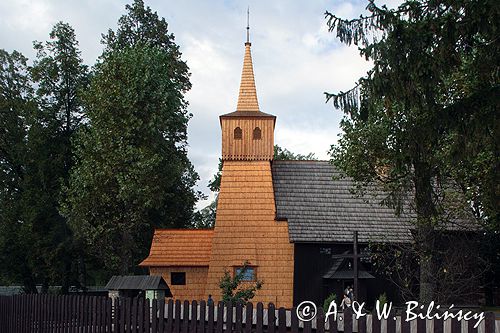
left=105, top=275, right=172, bottom=300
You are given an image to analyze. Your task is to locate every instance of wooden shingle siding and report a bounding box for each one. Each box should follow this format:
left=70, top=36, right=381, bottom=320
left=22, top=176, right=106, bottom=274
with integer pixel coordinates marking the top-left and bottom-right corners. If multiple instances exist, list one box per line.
left=236, top=42, right=260, bottom=112
left=140, top=229, right=213, bottom=266
left=150, top=266, right=209, bottom=301
left=205, top=160, right=294, bottom=308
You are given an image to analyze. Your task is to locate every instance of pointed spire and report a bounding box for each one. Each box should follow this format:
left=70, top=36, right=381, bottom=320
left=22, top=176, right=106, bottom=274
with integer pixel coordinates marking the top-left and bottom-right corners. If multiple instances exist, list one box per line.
left=246, top=7, right=250, bottom=43
left=236, top=9, right=260, bottom=112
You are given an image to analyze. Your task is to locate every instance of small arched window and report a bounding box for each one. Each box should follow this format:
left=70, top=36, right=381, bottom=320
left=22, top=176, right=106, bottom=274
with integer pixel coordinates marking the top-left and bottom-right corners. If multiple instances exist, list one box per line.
left=253, top=127, right=262, bottom=140
left=234, top=127, right=242, bottom=140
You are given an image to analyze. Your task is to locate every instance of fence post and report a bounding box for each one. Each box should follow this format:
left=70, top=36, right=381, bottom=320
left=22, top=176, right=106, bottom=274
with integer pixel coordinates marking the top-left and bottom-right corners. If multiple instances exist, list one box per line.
left=138, top=297, right=144, bottom=333
left=268, top=303, right=276, bottom=333
left=485, top=312, right=495, bottom=333
left=207, top=299, right=214, bottom=333
left=291, top=306, right=299, bottom=333
left=190, top=300, right=198, bottom=333
left=158, top=298, right=165, bottom=333
left=244, top=302, right=253, bottom=333
left=434, top=317, right=444, bottom=333
left=216, top=301, right=224, bottom=333
left=235, top=303, right=243, bottom=333
left=417, top=317, right=426, bottom=333
left=401, top=313, right=410, bottom=333
left=151, top=299, right=158, bottom=333
left=131, top=297, right=137, bottom=333
left=278, top=307, right=286, bottom=333
left=199, top=300, right=206, bottom=333
left=387, top=310, right=396, bottom=333
left=144, top=298, right=151, bottom=333
left=172, top=299, right=180, bottom=333
left=358, top=314, right=366, bottom=333
left=226, top=301, right=233, bottom=333
left=256, top=302, right=263, bottom=333
left=182, top=300, right=189, bottom=333
left=371, top=309, right=381, bottom=333
left=450, top=317, right=461, bottom=333
left=316, top=306, right=325, bottom=333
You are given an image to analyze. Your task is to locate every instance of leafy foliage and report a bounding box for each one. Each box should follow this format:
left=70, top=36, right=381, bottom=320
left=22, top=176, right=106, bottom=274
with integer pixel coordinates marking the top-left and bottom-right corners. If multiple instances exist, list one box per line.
left=219, top=261, right=263, bottom=305
left=274, top=145, right=317, bottom=161
left=377, top=293, right=387, bottom=307
left=325, top=0, right=499, bottom=302
left=62, top=0, right=201, bottom=276
left=323, top=292, right=336, bottom=312
left=0, top=21, right=89, bottom=293
left=0, top=49, right=37, bottom=291
left=63, top=43, right=200, bottom=275
left=0, top=1, right=203, bottom=288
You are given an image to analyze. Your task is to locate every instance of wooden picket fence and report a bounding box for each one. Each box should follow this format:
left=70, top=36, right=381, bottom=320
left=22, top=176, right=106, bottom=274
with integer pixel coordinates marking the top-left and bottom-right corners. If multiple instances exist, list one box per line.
left=0, top=294, right=497, bottom=332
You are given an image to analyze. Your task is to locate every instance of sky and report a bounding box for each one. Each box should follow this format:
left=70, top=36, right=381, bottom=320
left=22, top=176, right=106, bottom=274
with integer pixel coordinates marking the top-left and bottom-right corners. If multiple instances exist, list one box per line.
left=0, top=0, right=399, bottom=209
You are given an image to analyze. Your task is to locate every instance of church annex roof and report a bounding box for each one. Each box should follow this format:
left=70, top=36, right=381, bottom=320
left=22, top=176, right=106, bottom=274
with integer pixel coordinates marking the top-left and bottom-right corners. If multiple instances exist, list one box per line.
left=139, top=229, right=214, bottom=267
left=272, top=160, right=415, bottom=243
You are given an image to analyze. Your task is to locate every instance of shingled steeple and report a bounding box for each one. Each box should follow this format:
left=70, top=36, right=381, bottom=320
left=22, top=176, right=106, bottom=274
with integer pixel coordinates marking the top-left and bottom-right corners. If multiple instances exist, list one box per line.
left=236, top=41, right=260, bottom=112
left=219, top=22, right=276, bottom=161
left=236, top=8, right=260, bottom=112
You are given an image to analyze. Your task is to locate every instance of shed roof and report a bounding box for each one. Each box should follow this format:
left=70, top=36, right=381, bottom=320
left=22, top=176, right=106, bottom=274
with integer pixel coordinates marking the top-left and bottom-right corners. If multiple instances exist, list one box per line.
left=139, top=229, right=214, bottom=267
left=272, top=160, right=415, bottom=243
left=105, top=275, right=171, bottom=293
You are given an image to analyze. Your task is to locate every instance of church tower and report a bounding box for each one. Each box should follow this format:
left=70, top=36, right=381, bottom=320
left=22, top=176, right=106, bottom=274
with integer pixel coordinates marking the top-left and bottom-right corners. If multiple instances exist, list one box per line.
left=204, top=27, right=294, bottom=307
left=220, top=40, right=276, bottom=160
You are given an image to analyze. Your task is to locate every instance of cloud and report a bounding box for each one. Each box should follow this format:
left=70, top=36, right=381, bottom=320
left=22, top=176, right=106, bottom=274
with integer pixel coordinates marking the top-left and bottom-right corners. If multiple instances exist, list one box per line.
left=0, top=0, right=382, bottom=210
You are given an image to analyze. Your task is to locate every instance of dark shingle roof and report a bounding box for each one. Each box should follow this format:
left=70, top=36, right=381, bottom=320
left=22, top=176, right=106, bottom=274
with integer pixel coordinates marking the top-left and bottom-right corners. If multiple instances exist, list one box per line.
left=272, top=160, right=415, bottom=243
left=106, top=275, right=170, bottom=292
left=220, top=110, right=276, bottom=118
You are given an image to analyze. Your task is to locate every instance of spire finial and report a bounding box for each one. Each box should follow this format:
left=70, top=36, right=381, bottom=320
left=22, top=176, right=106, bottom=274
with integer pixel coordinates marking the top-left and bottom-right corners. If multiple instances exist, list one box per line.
left=246, top=7, right=250, bottom=44
left=236, top=8, right=259, bottom=112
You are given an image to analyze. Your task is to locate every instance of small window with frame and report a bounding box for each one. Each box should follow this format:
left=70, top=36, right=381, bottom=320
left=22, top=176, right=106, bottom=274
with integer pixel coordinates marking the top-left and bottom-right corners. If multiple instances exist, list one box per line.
left=234, top=127, right=242, bottom=139
left=171, top=272, right=186, bottom=285
left=234, top=266, right=256, bottom=282
left=252, top=127, right=262, bottom=140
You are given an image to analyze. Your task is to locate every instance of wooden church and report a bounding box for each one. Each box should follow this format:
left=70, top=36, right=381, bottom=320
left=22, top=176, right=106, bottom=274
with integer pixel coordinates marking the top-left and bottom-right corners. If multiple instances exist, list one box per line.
left=140, top=36, right=419, bottom=308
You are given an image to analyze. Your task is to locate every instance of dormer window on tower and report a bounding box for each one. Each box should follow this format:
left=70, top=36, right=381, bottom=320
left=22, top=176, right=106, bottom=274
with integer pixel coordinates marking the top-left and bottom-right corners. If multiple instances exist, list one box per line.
left=253, top=127, right=261, bottom=140
left=234, top=127, right=242, bottom=140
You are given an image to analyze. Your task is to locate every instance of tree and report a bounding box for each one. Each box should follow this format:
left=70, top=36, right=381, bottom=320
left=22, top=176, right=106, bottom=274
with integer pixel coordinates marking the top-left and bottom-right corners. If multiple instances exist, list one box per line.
left=31, top=21, right=89, bottom=133
left=101, top=0, right=190, bottom=95
left=64, top=43, right=199, bottom=274
left=219, top=261, right=263, bottom=305
left=64, top=0, right=200, bottom=276
left=274, top=145, right=317, bottom=161
left=0, top=49, right=37, bottom=292
left=325, top=0, right=499, bottom=302
left=26, top=21, right=89, bottom=293
left=0, top=22, right=90, bottom=293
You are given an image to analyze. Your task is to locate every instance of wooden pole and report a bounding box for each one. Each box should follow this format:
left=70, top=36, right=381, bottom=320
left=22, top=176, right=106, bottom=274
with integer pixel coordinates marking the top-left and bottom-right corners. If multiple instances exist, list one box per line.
left=353, top=231, right=359, bottom=301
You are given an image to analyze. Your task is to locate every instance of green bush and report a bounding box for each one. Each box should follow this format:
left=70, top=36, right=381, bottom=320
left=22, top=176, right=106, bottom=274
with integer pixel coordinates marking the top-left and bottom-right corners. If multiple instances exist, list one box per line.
left=323, top=293, right=337, bottom=312
left=378, top=292, right=388, bottom=307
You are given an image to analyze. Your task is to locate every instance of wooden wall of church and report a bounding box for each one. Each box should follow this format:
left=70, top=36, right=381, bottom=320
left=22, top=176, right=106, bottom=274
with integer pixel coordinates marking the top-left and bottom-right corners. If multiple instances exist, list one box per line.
left=221, top=118, right=274, bottom=160
left=204, top=161, right=294, bottom=308
left=150, top=266, right=209, bottom=301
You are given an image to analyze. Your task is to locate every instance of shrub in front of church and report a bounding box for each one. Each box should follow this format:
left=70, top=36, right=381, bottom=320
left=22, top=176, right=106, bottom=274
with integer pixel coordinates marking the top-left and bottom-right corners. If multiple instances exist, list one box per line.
left=219, top=261, right=263, bottom=305
left=323, top=293, right=337, bottom=312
